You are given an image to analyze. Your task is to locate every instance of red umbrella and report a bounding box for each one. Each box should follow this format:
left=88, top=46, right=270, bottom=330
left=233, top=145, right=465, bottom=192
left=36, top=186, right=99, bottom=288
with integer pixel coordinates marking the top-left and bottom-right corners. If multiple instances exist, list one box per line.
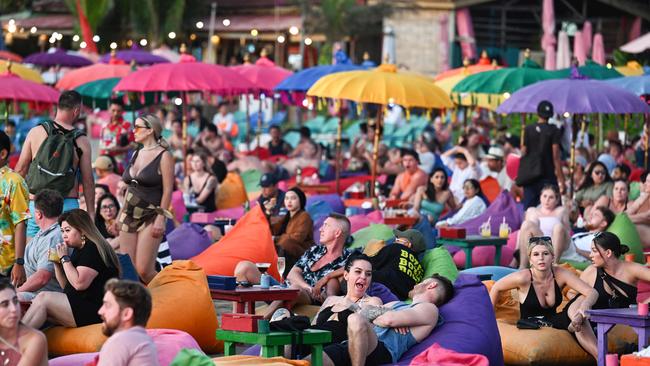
left=0, top=51, right=22, bottom=63
left=55, top=63, right=132, bottom=90
left=0, top=73, right=60, bottom=105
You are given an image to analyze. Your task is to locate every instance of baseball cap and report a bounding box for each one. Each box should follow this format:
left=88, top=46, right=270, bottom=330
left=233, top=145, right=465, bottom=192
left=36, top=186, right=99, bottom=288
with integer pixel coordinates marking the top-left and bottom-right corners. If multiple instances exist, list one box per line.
left=537, top=100, right=554, bottom=119
left=486, top=146, right=505, bottom=160
left=259, top=173, right=277, bottom=188
left=393, top=229, right=426, bottom=254
left=93, top=156, right=114, bottom=171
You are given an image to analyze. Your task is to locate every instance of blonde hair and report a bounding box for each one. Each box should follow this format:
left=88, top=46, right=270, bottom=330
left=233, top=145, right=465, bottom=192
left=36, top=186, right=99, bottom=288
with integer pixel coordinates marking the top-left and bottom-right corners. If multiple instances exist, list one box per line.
left=139, top=113, right=170, bottom=149
left=527, top=238, right=554, bottom=259
left=59, top=209, right=121, bottom=276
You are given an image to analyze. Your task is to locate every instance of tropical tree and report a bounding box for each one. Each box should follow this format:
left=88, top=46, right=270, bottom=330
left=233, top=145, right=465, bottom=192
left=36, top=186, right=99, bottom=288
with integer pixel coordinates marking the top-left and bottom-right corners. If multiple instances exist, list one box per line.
left=117, top=0, right=185, bottom=48
left=64, top=0, right=113, bottom=32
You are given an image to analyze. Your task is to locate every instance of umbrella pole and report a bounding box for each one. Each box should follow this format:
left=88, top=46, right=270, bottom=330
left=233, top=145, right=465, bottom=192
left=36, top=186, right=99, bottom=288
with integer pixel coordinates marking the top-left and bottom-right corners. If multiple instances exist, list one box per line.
left=371, top=107, right=384, bottom=199
left=645, top=114, right=649, bottom=169
left=257, top=94, right=263, bottom=156
left=182, top=92, right=188, bottom=175
left=624, top=114, right=629, bottom=147
left=335, top=103, right=344, bottom=194
left=520, top=113, right=526, bottom=148
left=3, top=101, right=7, bottom=126
left=245, top=95, right=251, bottom=148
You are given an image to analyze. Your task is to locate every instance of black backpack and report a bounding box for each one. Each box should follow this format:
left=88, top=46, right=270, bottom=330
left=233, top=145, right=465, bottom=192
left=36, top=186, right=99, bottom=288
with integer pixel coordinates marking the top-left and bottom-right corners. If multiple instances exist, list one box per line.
left=26, top=121, right=85, bottom=195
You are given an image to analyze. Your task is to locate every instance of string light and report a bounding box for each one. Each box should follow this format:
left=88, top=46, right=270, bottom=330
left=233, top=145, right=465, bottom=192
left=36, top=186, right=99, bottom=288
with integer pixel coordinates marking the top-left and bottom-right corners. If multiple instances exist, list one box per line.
left=7, top=20, right=16, bottom=33
left=289, top=26, right=299, bottom=35
left=174, top=97, right=182, bottom=106
left=92, top=35, right=100, bottom=42
left=222, top=19, right=230, bottom=27
left=139, top=39, right=148, bottom=46
left=80, top=41, right=87, bottom=49
left=304, top=37, right=312, bottom=46
left=168, top=32, right=176, bottom=39
left=110, top=42, right=117, bottom=49
left=72, top=35, right=80, bottom=42
left=277, top=35, right=285, bottom=43
left=251, top=29, right=258, bottom=37
left=30, top=27, right=37, bottom=34
left=196, top=21, right=204, bottom=29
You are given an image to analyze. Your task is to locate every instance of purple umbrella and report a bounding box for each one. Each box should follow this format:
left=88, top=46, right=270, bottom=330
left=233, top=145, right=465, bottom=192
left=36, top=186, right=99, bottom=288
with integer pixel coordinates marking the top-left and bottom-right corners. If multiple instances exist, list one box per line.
left=99, top=50, right=170, bottom=66
left=24, top=48, right=93, bottom=68
left=496, top=78, right=650, bottom=114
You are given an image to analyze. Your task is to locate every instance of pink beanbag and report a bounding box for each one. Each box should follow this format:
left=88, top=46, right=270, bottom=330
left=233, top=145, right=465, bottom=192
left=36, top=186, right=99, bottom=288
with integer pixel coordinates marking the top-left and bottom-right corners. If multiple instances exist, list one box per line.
left=410, top=343, right=489, bottom=366
left=453, top=245, right=515, bottom=268
left=171, top=190, right=188, bottom=223
left=506, top=153, right=520, bottom=181
left=349, top=215, right=372, bottom=233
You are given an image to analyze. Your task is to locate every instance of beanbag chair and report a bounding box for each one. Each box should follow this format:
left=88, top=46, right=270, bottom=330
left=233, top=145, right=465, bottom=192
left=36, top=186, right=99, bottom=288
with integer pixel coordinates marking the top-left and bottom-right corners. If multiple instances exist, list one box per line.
left=312, top=215, right=327, bottom=244
left=411, top=216, right=436, bottom=250
left=171, top=349, right=214, bottom=366
left=306, top=194, right=345, bottom=215
left=216, top=172, right=248, bottom=210
left=421, top=247, right=459, bottom=282
left=630, top=181, right=641, bottom=201
left=49, top=329, right=202, bottom=366
left=213, top=355, right=309, bottom=366
left=191, top=206, right=282, bottom=281
left=621, top=354, right=650, bottom=366
left=461, top=266, right=516, bottom=281
left=170, top=190, right=188, bottom=223
left=409, top=343, right=489, bottom=366
left=167, top=223, right=213, bottom=260
left=240, top=169, right=262, bottom=200
left=453, top=245, right=515, bottom=268
left=306, top=200, right=332, bottom=221
left=396, top=275, right=504, bottom=366
left=506, top=153, right=520, bottom=181
left=479, top=176, right=501, bottom=204
left=349, top=214, right=372, bottom=233
left=367, top=282, right=399, bottom=304
left=45, top=261, right=221, bottom=355
left=456, top=191, right=523, bottom=237
left=117, top=253, right=139, bottom=281
left=607, top=213, right=643, bottom=264
left=349, top=224, right=394, bottom=249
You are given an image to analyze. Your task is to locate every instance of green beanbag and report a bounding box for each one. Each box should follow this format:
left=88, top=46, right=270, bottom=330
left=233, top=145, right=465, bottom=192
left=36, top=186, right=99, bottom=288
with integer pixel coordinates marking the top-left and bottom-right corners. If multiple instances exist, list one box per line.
left=629, top=181, right=641, bottom=201
left=607, top=213, right=643, bottom=263
left=349, top=224, right=394, bottom=249
left=420, top=247, right=459, bottom=282
left=240, top=169, right=262, bottom=196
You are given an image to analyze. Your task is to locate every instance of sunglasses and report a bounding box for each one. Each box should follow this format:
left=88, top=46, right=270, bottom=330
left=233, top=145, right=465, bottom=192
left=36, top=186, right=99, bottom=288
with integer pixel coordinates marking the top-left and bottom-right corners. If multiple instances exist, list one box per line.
left=529, top=236, right=551, bottom=245
left=593, top=170, right=606, bottom=176
left=133, top=124, right=151, bottom=131
left=101, top=204, right=116, bottom=210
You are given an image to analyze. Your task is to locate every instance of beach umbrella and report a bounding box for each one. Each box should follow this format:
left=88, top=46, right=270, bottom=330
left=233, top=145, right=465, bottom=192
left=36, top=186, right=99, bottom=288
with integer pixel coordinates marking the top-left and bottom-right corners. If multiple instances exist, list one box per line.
left=604, top=75, right=650, bottom=96
left=593, top=34, right=606, bottom=65
left=0, top=51, right=22, bottom=63
left=75, top=77, right=159, bottom=110
left=0, top=72, right=60, bottom=123
left=152, top=46, right=181, bottom=62
left=573, top=31, right=587, bottom=66
left=308, top=63, right=453, bottom=194
left=556, top=31, right=571, bottom=69
left=275, top=64, right=364, bottom=104
left=615, top=61, right=645, bottom=77
left=434, top=51, right=500, bottom=81
left=555, top=60, right=623, bottom=80
left=0, top=60, right=43, bottom=83
left=56, top=63, right=132, bottom=90
left=541, top=0, right=556, bottom=70
left=24, top=48, right=93, bottom=68
left=621, top=32, right=650, bottom=54
left=99, top=50, right=169, bottom=66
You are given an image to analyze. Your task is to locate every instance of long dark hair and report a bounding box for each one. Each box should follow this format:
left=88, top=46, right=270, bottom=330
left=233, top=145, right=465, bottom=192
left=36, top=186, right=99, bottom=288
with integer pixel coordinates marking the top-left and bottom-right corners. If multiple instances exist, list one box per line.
left=578, top=161, right=612, bottom=191
left=95, top=193, right=120, bottom=239
left=279, top=187, right=307, bottom=235
left=425, top=168, right=449, bottom=200
left=464, top=179, right=489, bottom=206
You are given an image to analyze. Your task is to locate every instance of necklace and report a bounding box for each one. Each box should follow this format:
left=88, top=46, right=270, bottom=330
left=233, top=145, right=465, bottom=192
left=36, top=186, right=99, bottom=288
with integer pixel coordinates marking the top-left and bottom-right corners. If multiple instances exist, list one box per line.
left=141, top=143, right=160, bottom=151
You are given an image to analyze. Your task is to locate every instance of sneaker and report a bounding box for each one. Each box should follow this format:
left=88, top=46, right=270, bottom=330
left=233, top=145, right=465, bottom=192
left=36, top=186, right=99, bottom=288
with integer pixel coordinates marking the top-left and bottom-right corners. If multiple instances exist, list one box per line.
left=270, top=308, right=291, bottom=322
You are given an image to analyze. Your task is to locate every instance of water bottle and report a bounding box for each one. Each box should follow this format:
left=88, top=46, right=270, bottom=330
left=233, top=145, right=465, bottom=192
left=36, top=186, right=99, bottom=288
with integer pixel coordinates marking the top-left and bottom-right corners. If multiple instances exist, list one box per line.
left=260, top=273, right=270, bottom=289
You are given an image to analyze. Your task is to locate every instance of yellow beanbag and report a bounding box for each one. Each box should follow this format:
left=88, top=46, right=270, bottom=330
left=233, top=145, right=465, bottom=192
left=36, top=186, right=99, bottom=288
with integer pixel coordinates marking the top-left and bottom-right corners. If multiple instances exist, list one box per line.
left=217, top=172, right=249, bottom=209
left=213, top=355, right=309, bottom=365
left=191, top=206, right=282, bottom=281
left=45, top=260, right=222, bottom=356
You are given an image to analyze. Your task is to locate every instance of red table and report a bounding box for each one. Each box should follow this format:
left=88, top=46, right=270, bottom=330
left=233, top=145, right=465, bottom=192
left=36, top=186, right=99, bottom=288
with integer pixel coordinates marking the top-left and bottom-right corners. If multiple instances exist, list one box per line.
left=383, top=216, right=418, bottom=227
left=210, top=287, right=300, bottom=314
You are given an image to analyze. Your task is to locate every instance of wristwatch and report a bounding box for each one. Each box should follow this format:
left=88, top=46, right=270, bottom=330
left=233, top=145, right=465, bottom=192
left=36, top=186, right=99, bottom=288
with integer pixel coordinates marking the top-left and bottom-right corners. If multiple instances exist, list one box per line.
left=14, top=258, right=24, bottom=266
left=60, top=255, right=71, bottom=264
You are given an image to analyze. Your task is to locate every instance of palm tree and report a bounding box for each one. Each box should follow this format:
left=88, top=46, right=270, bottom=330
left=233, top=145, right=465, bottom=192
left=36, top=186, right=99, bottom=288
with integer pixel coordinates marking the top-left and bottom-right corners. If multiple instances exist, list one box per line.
left=118, top=0, right=185, bottom=48
left=64, top=0, right=114, bottom=33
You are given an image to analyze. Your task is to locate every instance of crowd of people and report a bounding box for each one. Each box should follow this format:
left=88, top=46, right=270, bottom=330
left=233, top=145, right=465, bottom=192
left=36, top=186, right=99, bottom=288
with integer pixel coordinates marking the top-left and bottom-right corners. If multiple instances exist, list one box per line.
left=1, top=83, right=650, bottom=365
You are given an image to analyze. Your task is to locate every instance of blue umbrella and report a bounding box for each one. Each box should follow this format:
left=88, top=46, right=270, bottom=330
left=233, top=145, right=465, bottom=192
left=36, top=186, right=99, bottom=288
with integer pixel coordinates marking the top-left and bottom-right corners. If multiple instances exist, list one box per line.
left=275, top=64, right=365, bottom=92
left=604, top=75, right=650, bottom=96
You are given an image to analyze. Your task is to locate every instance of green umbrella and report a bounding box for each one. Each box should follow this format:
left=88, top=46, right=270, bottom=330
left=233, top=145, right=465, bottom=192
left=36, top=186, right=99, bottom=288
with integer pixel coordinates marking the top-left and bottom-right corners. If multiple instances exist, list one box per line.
left=451, top=58, right=561, bottom=96
left=75, top=77, right=162, bottom=109
left=554, top=60, right=623, bottom=80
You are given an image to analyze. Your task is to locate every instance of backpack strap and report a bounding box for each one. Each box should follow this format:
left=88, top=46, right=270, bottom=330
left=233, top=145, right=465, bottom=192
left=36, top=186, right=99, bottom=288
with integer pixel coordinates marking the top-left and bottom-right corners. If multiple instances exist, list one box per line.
left=48, top=121, right=85, bottom=159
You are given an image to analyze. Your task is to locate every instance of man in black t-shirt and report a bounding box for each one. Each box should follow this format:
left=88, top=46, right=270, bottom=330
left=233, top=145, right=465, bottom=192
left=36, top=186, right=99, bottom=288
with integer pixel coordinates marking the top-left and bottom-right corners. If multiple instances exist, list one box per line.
left=520, top=101, right=566, bottom=209
left=368, top=229, right=425, bottom=300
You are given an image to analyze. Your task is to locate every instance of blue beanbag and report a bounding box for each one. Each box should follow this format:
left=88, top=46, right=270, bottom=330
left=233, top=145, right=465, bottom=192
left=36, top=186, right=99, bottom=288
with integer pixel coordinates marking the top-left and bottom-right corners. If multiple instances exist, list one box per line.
left=460, top=266, right=517, bottom=281
left=306, top=194, right=345, bottom=215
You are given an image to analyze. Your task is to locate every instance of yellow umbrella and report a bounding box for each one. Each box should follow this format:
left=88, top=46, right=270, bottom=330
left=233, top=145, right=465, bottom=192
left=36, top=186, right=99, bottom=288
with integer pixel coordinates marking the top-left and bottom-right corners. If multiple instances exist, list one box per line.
left=0, top=60, right=43, bottom=84
left=307, top=63, right=453, bottom=109
left=615, top=61, right=645, bottom=76
left=308, top=63, right=453, bottom=195
left=435, top=71, right=505, bottom=110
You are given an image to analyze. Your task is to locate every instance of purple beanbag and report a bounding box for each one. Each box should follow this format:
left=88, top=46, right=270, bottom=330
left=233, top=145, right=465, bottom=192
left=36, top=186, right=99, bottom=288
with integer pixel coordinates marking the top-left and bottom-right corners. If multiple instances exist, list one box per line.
left=167, top=223, right=213, bottom=260
left=307, top=194, right=345, bottom=215
left=368, top=282, right=399, bottom=303
left=457, top=191, right=523, bottom=236
left=313, top=215, right=327, bottom=243
left=393, top=274, right=503, bottom=366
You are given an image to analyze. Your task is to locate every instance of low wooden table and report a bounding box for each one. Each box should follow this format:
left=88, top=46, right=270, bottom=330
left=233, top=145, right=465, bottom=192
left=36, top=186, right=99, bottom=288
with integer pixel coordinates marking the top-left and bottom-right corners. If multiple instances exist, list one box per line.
left=210, top=287, right=300, bottom=314
left=217, top=329, right=331, bottom=366
left=383, top=216, right=418, bottom=227
left=438, top=235, right=507, bottom=269
left=587, top=307, right=650, bottom=366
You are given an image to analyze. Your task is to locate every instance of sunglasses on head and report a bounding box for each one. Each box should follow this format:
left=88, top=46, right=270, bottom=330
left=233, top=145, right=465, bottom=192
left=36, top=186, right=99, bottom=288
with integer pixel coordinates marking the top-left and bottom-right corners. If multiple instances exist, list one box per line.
left=529, top=236, right=551, bottom=245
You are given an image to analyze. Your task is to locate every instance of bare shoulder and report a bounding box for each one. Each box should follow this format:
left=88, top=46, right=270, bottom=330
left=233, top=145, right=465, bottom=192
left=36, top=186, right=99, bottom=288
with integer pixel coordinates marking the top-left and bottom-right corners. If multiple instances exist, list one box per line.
left=19, top=325, right=46, bottom=350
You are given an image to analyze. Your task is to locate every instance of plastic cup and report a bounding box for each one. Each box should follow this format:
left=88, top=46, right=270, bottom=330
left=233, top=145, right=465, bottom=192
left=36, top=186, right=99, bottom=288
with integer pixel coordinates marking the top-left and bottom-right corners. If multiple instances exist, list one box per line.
left=606, top=354, right=619, bottom=366
left=639, top=303, right=649, bottom=316
left=646, top=254, right=650, bottom=265
left=625, top=253, right=635, bottom=262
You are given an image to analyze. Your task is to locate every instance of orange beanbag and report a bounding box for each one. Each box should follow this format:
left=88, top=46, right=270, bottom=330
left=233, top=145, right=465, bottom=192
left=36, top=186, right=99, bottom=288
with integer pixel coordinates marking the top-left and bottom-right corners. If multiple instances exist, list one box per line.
left=622, top=354, right=650, bottom=366
left=217, top=172, right=249, bottom=209
left=45, top=260, right=222, bottom=355
left=191, top=205, right=282, bottom=281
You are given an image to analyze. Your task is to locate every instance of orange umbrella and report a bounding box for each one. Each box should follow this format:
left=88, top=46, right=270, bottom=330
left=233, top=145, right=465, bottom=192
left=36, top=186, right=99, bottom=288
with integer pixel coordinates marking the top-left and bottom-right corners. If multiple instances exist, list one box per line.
left=55, top=63, right=132, bottom=90
left=0, top=51, right=22, bottom=63
left=434, top=51, right=500, bottom=81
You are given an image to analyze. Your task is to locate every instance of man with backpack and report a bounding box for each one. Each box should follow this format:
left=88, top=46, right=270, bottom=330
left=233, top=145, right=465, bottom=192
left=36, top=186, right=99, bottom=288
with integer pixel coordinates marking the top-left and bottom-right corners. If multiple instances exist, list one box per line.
left=16, top=91, right=95, bottom=239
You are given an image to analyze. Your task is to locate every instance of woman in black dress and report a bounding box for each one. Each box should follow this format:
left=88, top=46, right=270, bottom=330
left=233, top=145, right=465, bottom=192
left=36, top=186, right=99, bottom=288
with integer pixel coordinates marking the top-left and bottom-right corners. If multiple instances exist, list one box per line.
left=22, top=209, right=120, bottom=328
left=95, top=193, right=121, bottom=249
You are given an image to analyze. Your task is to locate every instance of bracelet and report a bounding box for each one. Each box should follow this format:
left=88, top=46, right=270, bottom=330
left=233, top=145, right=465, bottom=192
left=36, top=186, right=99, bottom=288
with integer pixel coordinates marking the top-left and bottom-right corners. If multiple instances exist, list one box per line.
left=60, top=255, right=71, bottom=264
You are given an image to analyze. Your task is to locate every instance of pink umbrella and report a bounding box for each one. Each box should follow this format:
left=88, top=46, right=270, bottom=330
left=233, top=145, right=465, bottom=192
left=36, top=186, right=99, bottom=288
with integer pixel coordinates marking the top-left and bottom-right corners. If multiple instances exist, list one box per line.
left=230, top=59, right=292, bottom=94
left=556, top=31, right=571, bottom=69
left=456, top=8, right=476, bottom=60
left=55, top=63, right=132, bottom=90
left=593, top=33, right=606, bottom=65
left=574, top=30, right=587, bottom=66
left=583, top=21, right=593, bottom=55
left=0, top=72, right=59, bottom=109
left=541, top=0, right=556, bottom=70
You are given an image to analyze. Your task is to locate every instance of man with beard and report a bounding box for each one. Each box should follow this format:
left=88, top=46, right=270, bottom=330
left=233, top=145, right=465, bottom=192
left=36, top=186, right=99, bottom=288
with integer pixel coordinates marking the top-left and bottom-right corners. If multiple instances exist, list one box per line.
left=96, top=279, right=158, bottom=365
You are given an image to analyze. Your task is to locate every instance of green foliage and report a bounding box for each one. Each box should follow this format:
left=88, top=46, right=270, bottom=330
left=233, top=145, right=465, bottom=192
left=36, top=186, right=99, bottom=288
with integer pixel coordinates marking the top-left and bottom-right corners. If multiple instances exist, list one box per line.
left=120, top=0, right=185, bottom=47
left=64, top=0, right=113, bottom=33
left=613, top=49, right=630, bottom=67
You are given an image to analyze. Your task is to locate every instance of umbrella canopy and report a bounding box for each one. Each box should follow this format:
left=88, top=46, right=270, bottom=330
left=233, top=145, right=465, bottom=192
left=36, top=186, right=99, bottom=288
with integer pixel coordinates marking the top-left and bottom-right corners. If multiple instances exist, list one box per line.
left=56, top=63, right=132, bottom=90
left=0, top=72, right=59, bottom=105
left=0, top=51, right=22, bottom=63
left=113, top=56, right=255, bottom=95
left=621, top=32, right=650, bottom=54
left=604, top=75, right=650, bottom=96
left=307, top=63, right=453, bottom=109
left=75, top=77, right=160, bottom=109
left=275, top=64, right=364, bottom=93
left=615, top=61, right=645, bottom=77
left=554, top=60, right=622, bottom=80
left=496, top=78, right=650, bottom=114
left=99, top=50, right=170, bottom=66
left=152, top=47, right=181, bottom=63
left=24, top=48, right=93, bottom=68
left=230, top=63, right=292, bottom=94
left=0, top=60, right=43, bottom=83
left=451, top=58, right=561, bottom=105
left=434, top=52, right=500, bottom=81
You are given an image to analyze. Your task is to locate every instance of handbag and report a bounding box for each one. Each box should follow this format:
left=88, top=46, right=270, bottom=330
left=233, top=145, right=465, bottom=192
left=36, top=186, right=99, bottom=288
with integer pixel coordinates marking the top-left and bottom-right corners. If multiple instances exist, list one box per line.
left=515, top=152, right=543, bottom=186
left=599, top=268, right=632, bottom=308
left=516, top=317, right=552, bottom=330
